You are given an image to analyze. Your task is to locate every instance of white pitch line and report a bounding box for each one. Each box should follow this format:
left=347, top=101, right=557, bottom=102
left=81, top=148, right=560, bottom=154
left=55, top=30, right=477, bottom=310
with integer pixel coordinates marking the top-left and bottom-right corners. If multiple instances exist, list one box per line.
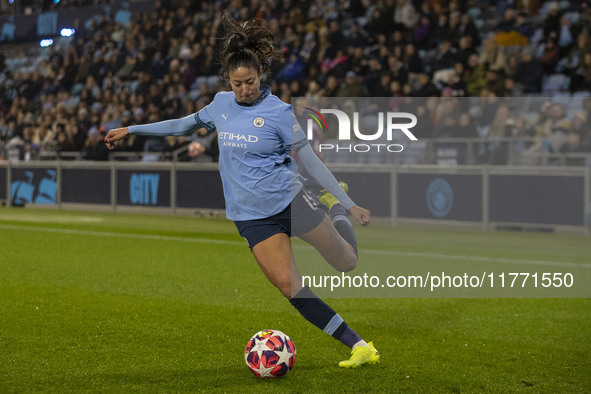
left=0, top=223, right=246, bottom=246
left=0, top=223, right=589, bottom=269
left=0, top=213, right=104, bottom=223
left=359, top=249, right=591, bottom=269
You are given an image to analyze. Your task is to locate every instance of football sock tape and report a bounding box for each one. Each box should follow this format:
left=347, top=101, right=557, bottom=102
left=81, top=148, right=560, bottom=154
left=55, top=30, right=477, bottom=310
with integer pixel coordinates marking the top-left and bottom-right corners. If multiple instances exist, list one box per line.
left=329, top=203, right=348, bottom=218
left=290, top=286, right=362, bottom=348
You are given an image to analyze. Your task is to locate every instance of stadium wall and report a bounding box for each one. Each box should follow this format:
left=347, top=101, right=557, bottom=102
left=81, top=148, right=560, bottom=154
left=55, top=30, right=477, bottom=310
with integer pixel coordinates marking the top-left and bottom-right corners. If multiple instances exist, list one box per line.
left=1, top=161, right=589, bottom=235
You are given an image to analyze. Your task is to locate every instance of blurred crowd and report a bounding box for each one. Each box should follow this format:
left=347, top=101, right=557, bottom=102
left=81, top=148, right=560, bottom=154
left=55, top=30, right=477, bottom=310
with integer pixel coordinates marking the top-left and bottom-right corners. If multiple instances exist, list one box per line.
left=311, top=95, right=591, bottom=165
left=0, top=0, right=113, bottom=16
left=1, top=0, right=591, bottom=164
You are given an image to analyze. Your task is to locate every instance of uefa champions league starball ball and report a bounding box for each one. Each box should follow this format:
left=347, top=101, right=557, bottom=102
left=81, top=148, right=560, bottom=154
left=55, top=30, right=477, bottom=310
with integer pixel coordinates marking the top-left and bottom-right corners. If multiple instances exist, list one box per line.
left=244, top=329, right=296, bottom=378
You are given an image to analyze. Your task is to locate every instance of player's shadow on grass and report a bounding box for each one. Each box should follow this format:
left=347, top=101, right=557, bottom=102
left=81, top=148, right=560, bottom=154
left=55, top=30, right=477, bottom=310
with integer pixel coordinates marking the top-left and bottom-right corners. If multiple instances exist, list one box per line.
left=91, top=366, right=305, bottom=391
left=85, top=370, right=231, bottom=391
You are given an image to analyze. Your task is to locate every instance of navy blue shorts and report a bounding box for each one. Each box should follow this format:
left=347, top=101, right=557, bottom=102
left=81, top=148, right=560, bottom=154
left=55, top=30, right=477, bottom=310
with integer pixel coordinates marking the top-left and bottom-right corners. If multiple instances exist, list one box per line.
left=234, top=188, right=325, bottom=250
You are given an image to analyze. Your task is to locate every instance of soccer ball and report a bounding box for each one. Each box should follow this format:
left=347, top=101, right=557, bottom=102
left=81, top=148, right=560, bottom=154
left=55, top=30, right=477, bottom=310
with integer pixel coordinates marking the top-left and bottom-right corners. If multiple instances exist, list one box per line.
left=244, top=329, right=296, bottom=378
left=188, top=141, right=203, bottom=157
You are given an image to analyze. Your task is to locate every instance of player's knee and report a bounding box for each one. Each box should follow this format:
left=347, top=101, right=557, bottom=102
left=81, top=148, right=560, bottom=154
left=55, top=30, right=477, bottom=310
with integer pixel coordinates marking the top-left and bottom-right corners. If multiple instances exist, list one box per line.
left=338, top=253, right=357, bottom=273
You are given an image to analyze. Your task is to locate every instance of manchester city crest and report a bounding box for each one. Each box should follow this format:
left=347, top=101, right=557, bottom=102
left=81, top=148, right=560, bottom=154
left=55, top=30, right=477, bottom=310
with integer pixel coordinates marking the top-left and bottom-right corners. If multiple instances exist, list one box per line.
left=253, top=116, right=265, bottom=127
left=426, top=178, right=453, bottom=218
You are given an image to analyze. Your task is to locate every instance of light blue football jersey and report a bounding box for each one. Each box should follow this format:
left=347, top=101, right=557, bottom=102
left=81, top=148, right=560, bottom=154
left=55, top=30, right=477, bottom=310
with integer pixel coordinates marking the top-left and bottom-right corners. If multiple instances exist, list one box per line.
left=129, top=87, right=307, bottom=220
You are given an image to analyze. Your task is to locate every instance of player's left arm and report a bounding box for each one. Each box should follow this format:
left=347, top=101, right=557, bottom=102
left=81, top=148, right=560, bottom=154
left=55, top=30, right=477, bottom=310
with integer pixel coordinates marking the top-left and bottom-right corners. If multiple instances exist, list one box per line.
left=296, top=143, right=370, bottom=226
left=283, top=107, right=370, bottom=226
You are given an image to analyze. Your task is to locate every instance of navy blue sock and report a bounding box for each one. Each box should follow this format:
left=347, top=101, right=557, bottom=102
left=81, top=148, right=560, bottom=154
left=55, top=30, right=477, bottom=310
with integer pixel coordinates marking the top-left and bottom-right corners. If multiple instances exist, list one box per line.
left=338, top=326, right=363, bottom=348
left=289, top=286, right=361, bottom=348
left=330, top=204, right=358, bottom=255
left=329, top=203, right=347, bottom=218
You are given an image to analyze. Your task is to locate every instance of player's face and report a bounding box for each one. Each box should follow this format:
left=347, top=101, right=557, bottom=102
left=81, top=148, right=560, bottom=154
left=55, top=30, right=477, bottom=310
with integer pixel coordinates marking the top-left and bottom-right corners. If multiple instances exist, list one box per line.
left=228, top=66, right=262, bottom=104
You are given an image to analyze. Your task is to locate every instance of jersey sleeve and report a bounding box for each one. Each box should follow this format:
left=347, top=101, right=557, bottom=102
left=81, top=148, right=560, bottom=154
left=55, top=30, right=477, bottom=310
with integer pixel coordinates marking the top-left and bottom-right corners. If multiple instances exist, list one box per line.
left=297, top=143, right=355, bottom=209
left=193, top=100, right=216, bottom=133
left=278, top=105, right=309, bottom=152
left=278, top=105, right=355, bottom=209
left=128, top=102, right=216, bottom=136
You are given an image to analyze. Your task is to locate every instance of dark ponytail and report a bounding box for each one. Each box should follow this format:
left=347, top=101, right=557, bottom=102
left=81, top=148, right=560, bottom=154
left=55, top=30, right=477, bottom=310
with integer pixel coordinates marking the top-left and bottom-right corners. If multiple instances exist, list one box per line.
left=218, top=11, right=283, bottom=79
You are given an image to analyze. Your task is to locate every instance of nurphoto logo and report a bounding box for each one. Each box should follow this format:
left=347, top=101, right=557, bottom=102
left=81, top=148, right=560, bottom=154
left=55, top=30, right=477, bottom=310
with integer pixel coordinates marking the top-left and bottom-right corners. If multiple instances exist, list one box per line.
left=303, top=106, right=418, bottom=153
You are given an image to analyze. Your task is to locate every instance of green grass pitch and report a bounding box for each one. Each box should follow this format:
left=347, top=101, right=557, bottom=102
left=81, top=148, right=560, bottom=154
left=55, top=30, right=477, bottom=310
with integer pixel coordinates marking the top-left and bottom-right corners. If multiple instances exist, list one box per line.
left=0, top=207, right=589, bottom=392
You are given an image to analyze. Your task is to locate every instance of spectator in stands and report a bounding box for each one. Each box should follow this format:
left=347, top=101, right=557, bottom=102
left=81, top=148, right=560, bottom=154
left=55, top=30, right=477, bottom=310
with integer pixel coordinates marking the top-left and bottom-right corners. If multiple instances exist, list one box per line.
left=320, top=75, right=340, bottom=97
left=404, top=42, right=423, bottom=76
left=444, top=62, right=467, bottom=97
left=432, top=40, right=457, bottom=72
left=543, top=2, right=562, bottom=39
left=411, top=72, right=439, bottom=97
left=376, top=72, right=395, bottom=97
left=485, top=68, right=506, bottom=97
left=433, top=113, right=457, bottom=138
left=566, top=32, right=591, bottom=92
left=312, top=28, right=334, bottom=68
left=163, top=135, right=189, bottom=160
left=456, top=35, right=477, bottom=66
left=386, top=55, right=408, bottom=85
left=336, top=71, right=365, bottom=97
left=525, top=103, right=571, bottom=158
left=480, top=37, right=506, bottom=72
left=568, top=107, right=583, bottom=137
left=514, top=12, right=534, bottom=39
left=84, top=126, right=109, bottom=160
left=388, top=80, right=404, bottom=99
left=503, top=77, right=522, bottom=96
left=544, top=103, right=571, bottom=136
left=557, top=15, right=578, bottom=56
left=572, top=52, right=591, bottom=92
left=346, top=22, right=367, bottom=49
left=365, top=7, right=391, bottom=39
left=539, top=34, right=561, bottom=73
left=504, top=53, right=520, bottom=80
left=464, top=54, right=487, bottom=96
left=299, top=33, right=317, bottom=65
left=413, top=14, right=433, bottom=50
left=458, top=13, right=481, bottom=47
left=276, top=52, right=306, bottom=83
left=433, top=12, right=455, bottom=44
left=364, top=57, right=387, bottom=97
left=348, top=45, right=368, bottom=77
left=507, top=115, right=535, bottom=139
left=559, top=129, right=584, bottom=165
left=304, top=80, right=321, bottom=97
left=484, top=104, right=511, bottom=164
left=390, top=30, right=407, bottom=56
left=55, top=124, right=76, bottom=154
left=405, top=101, right=434, bottom=138
left=394, top=0, right=419, bottom=29
left=497, top=8, right=517, bottom=32
left=455, top=112, right=477, bottom=138
left=514, top=49, right=544, bottom=93
left=504, top=115, right=531, bottom=162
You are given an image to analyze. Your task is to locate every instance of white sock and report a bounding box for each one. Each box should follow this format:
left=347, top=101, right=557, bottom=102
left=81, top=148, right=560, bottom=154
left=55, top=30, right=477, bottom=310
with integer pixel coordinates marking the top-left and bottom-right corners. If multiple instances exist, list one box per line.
left=352, top=340, right=369, bottom=349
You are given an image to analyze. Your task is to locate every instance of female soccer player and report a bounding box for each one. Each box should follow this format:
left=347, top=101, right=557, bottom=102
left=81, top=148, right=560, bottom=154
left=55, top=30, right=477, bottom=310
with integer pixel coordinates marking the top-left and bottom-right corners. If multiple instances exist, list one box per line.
left=105, top=12, right=379, bottom=369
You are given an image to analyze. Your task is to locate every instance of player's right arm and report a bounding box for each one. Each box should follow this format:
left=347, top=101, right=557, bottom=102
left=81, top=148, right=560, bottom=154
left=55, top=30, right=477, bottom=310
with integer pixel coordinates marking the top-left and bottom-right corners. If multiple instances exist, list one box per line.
left=105, top=113, right=207, bottom=150
left=105, top=97, right=219, bottom=151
